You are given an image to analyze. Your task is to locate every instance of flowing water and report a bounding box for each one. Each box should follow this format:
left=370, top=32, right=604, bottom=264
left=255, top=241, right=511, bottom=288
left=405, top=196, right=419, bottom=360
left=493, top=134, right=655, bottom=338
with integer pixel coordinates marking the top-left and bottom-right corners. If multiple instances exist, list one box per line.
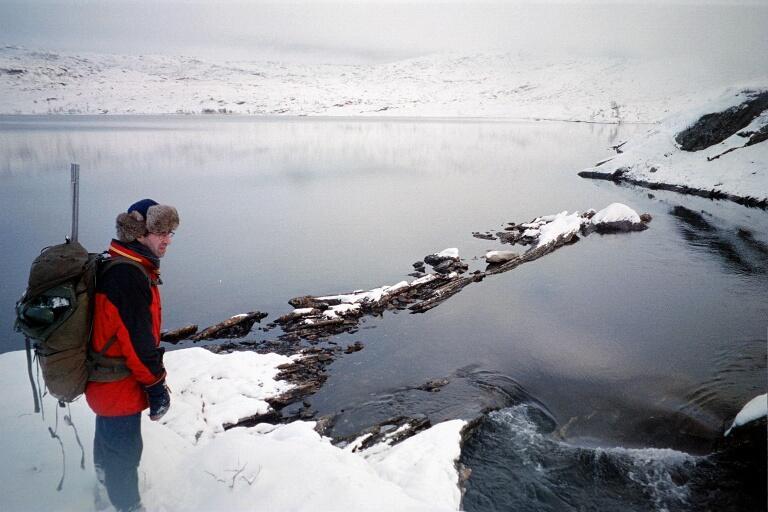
left=1, top=116, right=766, bottom=510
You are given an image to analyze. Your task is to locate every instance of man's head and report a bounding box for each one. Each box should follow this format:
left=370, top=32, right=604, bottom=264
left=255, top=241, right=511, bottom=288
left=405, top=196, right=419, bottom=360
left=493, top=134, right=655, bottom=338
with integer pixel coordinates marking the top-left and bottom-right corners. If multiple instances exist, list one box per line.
left=116, top=199, right=180, bottom=258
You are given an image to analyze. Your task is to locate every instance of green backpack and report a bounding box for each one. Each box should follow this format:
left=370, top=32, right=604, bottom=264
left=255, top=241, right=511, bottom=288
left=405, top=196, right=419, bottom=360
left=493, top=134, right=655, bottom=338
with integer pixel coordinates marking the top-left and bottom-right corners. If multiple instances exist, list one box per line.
left=15, top=240, right=146, bottom=405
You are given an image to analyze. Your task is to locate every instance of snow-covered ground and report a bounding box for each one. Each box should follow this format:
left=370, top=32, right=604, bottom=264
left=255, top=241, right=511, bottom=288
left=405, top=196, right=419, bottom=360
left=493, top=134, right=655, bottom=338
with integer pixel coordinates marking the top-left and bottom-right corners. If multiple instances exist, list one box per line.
left=579, top=88, right=768, bottom=204
left=1, top=45, right=765, bottom=123
left=1, top=348, right=465, bottom=511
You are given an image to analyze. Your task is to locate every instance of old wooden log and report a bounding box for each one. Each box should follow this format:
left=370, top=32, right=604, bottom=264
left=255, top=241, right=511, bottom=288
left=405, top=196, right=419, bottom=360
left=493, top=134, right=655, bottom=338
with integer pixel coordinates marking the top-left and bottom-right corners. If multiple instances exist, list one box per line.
left=191, top=311, right=267, bottom=341
left=160, top=324, right=198, bottom=343
left=409, top=273, right=485, bottom=313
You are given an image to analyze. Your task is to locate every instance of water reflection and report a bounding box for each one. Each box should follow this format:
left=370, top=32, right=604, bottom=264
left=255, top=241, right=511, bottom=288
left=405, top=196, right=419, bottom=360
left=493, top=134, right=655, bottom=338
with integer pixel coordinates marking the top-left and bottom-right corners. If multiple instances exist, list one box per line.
left=670, top=205, right=768, bottom=276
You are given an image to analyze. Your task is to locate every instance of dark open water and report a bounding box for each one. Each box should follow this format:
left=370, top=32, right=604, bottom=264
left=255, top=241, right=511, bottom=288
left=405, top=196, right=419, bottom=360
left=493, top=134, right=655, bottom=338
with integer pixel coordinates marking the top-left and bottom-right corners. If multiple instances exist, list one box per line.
left=1, top=116, right=765, bottom=510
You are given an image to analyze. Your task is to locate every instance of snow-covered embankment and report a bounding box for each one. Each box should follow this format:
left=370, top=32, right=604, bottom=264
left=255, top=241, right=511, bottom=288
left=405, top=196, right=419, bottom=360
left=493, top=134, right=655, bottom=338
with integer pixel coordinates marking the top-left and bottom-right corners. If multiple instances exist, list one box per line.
left=579, top=88, right=768, bottom=207
left=0, top=348, right=465, bottom=511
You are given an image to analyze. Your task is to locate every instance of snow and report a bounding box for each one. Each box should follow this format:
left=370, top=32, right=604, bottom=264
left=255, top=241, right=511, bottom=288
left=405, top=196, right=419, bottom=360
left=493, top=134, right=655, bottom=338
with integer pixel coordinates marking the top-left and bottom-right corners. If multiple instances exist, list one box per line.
left=591, top=203, right=642, bottom=225
left=436, top=248, right=459, bottom=259
left=160, top=348, right=296, bottom=442
left=580, top=87, right=768, bottom=204
left=322, top=302, right=362, bottom=319
left=485, top=250, right=518, bottom=263
left=536, top=211, right=584, bottom=248
left=2, top=46, right=764, bottom=123
left=724, top=393, right=767, bottom=436
left=0, top=349, right=467, bottom=511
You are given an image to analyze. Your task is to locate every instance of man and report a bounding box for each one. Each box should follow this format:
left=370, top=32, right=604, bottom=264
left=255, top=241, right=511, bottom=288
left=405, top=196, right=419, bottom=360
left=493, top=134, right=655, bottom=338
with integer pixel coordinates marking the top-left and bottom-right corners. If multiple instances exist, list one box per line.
left=85, top=198, right=179, bottom=512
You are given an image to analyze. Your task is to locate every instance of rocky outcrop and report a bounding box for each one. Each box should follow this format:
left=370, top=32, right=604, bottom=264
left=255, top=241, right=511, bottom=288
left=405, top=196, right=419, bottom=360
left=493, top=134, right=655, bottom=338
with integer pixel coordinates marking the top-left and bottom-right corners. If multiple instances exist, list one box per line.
left=675, top=90, right=768, bottom=151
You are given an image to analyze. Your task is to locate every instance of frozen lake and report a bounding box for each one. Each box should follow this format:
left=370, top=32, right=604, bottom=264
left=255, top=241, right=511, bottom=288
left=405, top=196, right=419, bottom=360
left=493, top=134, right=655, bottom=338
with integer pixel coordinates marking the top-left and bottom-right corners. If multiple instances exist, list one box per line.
left=1, top=116, right=766, bottom=510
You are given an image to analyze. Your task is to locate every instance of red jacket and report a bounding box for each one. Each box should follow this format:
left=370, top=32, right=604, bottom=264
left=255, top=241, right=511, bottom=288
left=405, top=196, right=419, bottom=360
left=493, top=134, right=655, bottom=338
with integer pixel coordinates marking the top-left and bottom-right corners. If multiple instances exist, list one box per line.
left=85, top=240, right=167, bottom=416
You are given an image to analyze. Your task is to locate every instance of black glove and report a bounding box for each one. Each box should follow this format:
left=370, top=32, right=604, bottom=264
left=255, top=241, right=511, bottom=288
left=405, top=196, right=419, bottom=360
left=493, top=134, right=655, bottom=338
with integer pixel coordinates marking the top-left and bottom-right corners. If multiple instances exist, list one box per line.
left=144, top=379, right=171, bottom=421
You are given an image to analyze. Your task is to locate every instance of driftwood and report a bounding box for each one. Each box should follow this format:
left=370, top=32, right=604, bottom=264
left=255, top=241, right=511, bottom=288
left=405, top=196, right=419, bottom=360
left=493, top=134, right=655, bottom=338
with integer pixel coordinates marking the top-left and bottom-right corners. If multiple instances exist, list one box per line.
left=161, top=324, right=198, bottom=343
left=409, top=274, right=484, bottom=313
left=191, top=311, right=268, bottom=341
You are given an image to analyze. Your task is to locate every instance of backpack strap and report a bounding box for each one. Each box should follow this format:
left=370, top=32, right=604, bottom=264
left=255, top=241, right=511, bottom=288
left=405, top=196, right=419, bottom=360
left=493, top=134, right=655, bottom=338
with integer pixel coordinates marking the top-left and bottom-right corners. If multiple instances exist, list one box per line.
left=100, top=256, right=158, bottom=286
left=86, top=256, right=155, bottom=383
left=87, top=335, right=132, bottom=382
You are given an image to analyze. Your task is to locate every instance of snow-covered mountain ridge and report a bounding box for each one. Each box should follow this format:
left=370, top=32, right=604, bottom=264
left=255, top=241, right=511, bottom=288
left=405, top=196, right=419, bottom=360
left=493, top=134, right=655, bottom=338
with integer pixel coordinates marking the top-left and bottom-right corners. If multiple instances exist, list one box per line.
left=2, top=45, right=765, bottom=122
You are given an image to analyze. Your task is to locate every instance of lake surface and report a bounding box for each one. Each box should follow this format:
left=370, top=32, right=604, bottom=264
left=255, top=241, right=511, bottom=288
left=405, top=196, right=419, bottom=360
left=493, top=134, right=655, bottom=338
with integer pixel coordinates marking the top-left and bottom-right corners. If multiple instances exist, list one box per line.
left=2, top=115, right=766, bottom=510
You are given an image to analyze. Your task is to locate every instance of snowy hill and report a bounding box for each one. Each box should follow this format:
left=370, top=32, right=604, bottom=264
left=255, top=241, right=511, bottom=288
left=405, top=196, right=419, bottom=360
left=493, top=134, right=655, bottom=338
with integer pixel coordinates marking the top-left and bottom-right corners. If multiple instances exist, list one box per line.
left=1, top=45, right=766, bottom=122
left=578, top=87, right=768, bottom=206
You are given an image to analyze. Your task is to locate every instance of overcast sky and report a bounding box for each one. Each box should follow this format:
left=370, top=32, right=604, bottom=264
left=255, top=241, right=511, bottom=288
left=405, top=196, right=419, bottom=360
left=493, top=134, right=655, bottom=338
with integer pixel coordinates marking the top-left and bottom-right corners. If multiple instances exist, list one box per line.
left=1, top=1, right=767, bottom=64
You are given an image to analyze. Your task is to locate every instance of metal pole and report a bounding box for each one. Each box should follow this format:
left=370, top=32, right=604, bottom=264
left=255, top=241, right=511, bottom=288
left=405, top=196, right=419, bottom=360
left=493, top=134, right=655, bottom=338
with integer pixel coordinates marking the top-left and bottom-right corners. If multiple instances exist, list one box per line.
left=70, top=163, right=80, bottom=243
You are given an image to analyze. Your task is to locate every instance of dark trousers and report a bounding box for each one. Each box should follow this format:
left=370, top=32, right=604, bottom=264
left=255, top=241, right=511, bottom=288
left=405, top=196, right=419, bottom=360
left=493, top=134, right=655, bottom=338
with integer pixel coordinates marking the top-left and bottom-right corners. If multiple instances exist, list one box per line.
left=93, top=413, right=143, bottom=512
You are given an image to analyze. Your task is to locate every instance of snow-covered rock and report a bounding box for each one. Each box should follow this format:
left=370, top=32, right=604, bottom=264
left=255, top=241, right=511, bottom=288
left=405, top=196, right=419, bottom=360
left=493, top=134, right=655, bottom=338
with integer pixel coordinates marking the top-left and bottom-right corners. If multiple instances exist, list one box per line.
left=536, top=211, right=584, bottom=248
left=485, top=250, right=518, bottom=263
left=590, top=203, right=647, bottom=233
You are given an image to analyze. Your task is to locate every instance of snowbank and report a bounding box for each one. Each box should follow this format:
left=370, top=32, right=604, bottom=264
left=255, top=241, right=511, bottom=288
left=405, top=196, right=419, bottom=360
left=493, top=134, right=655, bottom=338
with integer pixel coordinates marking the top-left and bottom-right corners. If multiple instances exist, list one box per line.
left=579, top=87, right=768, bottom=205
left=0, top=348, right=466, bottom=511
left=725, top=393, right=767, bottom=437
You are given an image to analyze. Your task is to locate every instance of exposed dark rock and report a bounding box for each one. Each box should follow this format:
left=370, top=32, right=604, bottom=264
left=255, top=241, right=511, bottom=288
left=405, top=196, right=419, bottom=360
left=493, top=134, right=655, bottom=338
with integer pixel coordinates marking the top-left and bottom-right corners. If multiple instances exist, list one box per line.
left=424, top=253, right=453, bottom=266
left=417, top=378, right=450, bottom=392
left=412, top=260, right=426, bottom=269
left=591, top=220, right=649, bottom=234
left=611, top=167, right=628, bottom=180
left=335, top=414, right=432, bottom=452
left=745, top=123, right=768, bottom=147
left=639, top=213, right=653, bottom=223
left=675, top=91, right=768, bottom=151
left=344, top=341, right=364, bottom=354
left=496, top=231, right=522, bottom=244
left=472, top=231, right=497, bottom=240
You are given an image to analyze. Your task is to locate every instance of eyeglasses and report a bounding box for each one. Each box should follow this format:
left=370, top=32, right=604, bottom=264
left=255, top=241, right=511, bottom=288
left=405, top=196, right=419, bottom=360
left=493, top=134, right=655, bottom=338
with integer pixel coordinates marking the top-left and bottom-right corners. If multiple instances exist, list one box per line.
left=149, top=231, right=175, bottom=239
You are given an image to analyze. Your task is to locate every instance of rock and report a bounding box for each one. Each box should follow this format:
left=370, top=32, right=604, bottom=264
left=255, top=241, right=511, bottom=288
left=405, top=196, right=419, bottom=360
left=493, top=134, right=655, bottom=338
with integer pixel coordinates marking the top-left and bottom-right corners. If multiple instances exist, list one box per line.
left=344, top=341, right=364, bottom=354
left=288, top=295, right=317, bottom=308
left=496, top=231, right=522, bottom=244
left=485, top=250, right=519, bottom=264
left=432, top=260, right=455, bottom=274
left=590, top=203, right=648, bottom=233
left=417, top=378, right=449, bottom=392
left=412, top=260, right=425, bottom=269
left=745, top=123, right=768, bottom=147
left=472, top=231, right=497, bottom=240
left=640, top=213, right=653, bottom=223
left=424, top=254, right=450, bottom=266
left=675, top=90, right=768, bottom=151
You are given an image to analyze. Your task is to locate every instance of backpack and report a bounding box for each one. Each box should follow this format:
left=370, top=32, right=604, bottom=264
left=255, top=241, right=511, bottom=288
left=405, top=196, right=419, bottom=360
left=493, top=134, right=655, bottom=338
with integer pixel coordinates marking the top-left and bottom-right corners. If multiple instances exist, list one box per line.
left=15, top=240, right=149, bottom=404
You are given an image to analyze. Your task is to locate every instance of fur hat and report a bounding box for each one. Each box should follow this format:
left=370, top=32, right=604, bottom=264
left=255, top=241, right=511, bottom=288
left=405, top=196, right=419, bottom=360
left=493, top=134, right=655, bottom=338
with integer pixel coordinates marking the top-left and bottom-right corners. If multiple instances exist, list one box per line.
left=116, top=199, right=180, bottom=243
